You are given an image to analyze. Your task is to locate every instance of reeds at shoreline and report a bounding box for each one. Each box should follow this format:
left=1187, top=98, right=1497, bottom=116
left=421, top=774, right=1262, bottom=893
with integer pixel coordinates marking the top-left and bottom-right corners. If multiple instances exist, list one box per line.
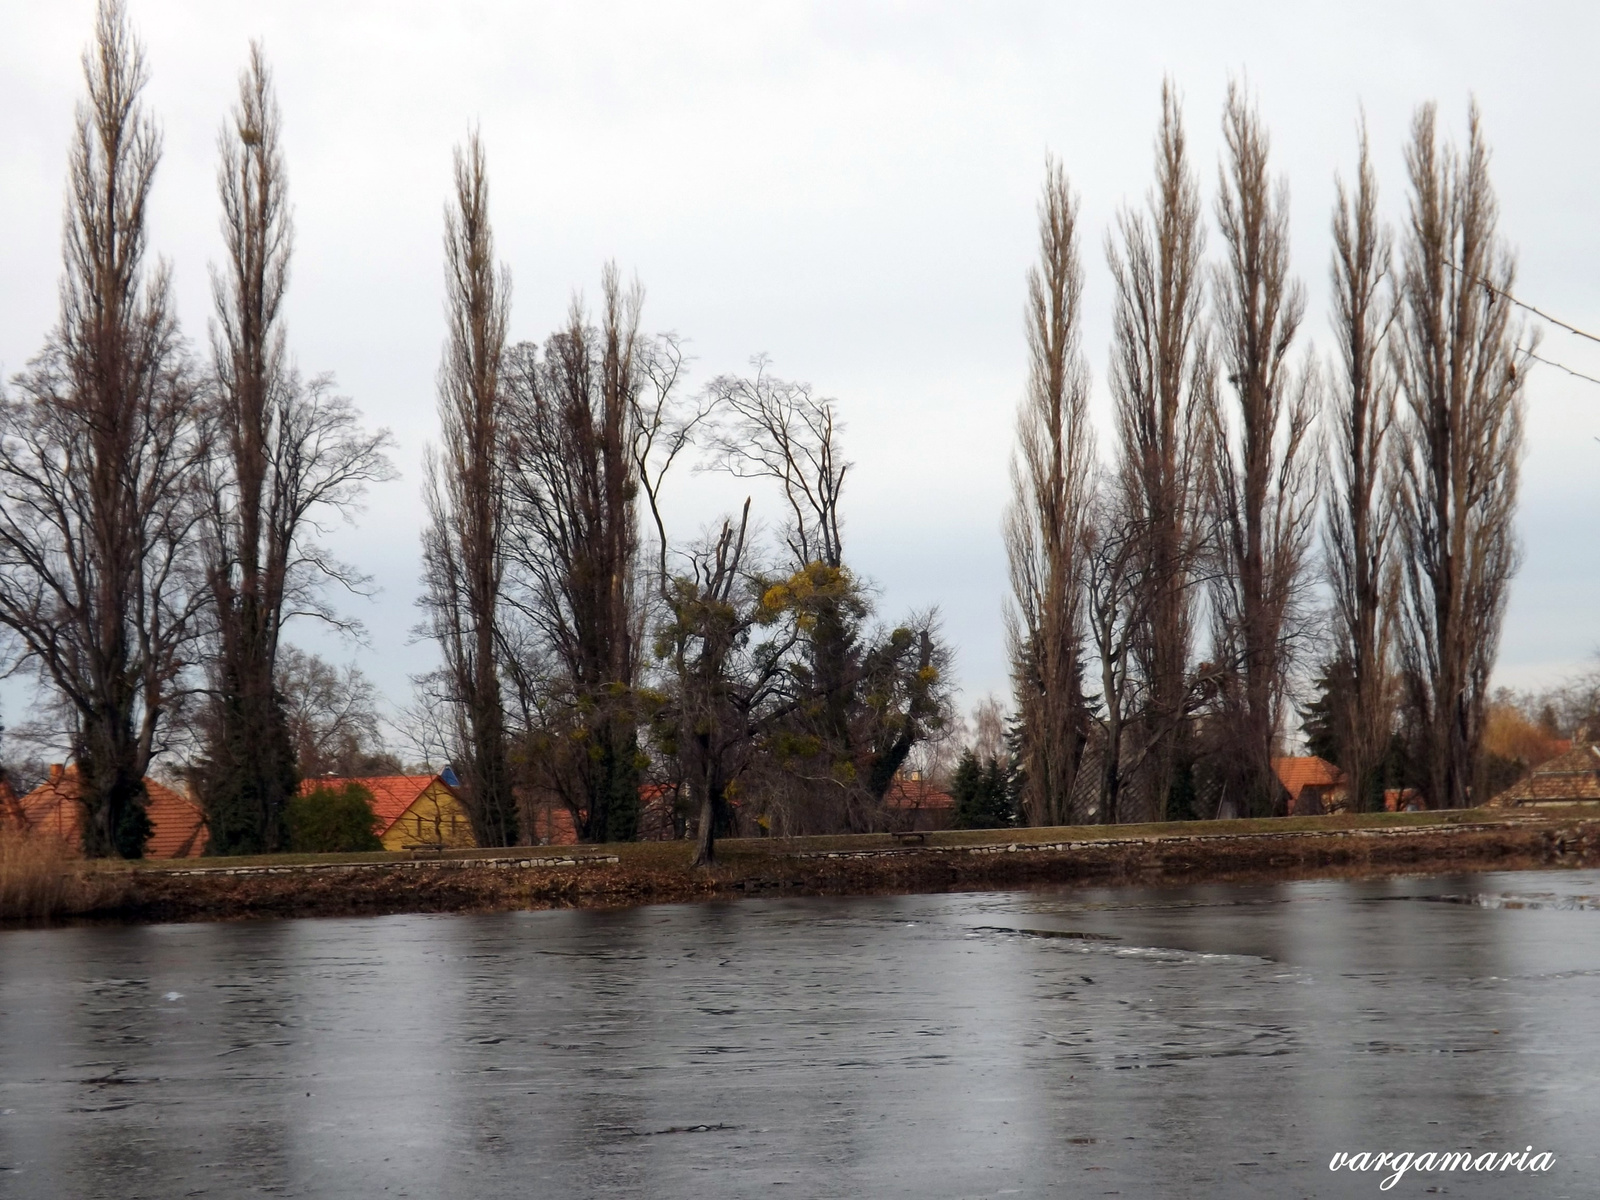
left=0, top=832, right=126, bottom=921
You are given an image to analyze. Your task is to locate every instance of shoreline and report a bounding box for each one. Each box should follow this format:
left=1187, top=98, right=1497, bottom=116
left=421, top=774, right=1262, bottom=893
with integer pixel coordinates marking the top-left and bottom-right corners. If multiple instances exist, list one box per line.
left=9, top=807, right=1595, bottom=926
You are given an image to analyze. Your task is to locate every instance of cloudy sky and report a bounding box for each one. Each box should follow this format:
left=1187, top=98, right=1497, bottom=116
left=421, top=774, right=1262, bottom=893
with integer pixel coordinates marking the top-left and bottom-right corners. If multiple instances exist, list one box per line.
left=2, top=1, right=1598, bottom=742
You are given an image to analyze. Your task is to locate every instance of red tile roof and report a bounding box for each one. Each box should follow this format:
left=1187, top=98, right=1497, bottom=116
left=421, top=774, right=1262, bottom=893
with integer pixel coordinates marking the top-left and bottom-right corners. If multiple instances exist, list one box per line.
left=1385, top=788, right=1424, bottom=812
left=527, top=802, right=579, bottom=846
left=1272, top=756, right=1346, bottom=804
left=300, top=775, right=454, bottom=837
left=15, top=766, right=208, bottom=858
left=1492, top=745, right=1600, bottom=806
left=885, top=777, right=954, bottom=810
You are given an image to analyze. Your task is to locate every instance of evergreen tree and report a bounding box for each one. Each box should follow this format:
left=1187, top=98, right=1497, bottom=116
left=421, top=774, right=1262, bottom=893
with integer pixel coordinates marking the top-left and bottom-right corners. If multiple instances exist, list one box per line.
left=952, top=749, right=1015, bottom=829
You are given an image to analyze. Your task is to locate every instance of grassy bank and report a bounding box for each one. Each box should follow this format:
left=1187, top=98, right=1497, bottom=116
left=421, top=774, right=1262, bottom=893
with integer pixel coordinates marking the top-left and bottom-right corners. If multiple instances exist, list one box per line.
left=0, top=806, right=1580, bottom=925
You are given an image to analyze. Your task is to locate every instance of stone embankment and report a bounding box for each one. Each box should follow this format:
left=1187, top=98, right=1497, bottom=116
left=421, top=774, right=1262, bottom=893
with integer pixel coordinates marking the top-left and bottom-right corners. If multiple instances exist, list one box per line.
left=71, top=809, right=1600, bottom=924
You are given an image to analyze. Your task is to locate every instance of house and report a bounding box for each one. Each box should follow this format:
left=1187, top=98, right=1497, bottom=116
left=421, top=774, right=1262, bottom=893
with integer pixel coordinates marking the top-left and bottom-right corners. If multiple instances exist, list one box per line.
left=1490, top=744, right=1600, bottom=807
left=885, top=775, right=955, bottom=832
left=304, top=774, right=477, bottom=851
left=11, top=764, right=208, bottom=857
left=1384, top=788, right=1424, bottom=812
left=639, top=782, right=686, bottom=841
left=1272, top=756, right=1348, bottom=816
left=519, top=783, right=688, bottom=845
left=523, top=794, right=579, bottom=846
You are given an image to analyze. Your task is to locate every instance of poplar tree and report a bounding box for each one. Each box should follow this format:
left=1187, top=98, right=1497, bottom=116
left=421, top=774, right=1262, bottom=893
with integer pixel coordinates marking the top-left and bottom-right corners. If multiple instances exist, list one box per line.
left=1107, top=83, right=1210, bottom=821
left=1006, top=157, right=1094, bottom=827
left=0, top=0, right=204, bottom=856
left=1204, top=83, right=1317, bottom=816
left=419, top=133, right=517, bottom=846
left=1394, top=104, right=1528, bottom=808
left=198, top=44, right=393, bottom=853
left=1324, top=123, right=1398, bottom=810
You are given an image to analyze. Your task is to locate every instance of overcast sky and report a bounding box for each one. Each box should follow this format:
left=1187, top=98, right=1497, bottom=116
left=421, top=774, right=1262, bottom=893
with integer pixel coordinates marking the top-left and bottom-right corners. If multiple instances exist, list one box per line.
left=3, top=1, right=1598, bottom=744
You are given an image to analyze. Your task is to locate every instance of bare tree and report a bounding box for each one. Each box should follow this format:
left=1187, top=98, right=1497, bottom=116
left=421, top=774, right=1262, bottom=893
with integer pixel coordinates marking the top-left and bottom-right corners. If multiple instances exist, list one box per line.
left=968, top=695, right=1009, bottom=766
left=706, top=362, right=847, bottom=570
left=419, top=132, right=517, bottom=845
left=1204, top=83, right=1318, bottom=816
left=704, top=364, right=949, bottom=827
left=0, top=2, right=207, bottom=857
left=629, top=331, right=700, bottom=591
left=652, top=503, right=801, bottom=866
left=1106, top=82, right=1210, bottom=821
left=1005, top=156, right=1094, bottom=827
left=705, top=367, right=856, bottom=811
left=276, top=646, right=397, bottom=779
left=1324, top=120, right=1399, bottom=810
left=1393, top=103, right=1528, bottom=808
left=1081, top=484, right=1220, bottom=822
left=502, top=267, right=647, bottom=843
left=1082, top=486, right=1143, bottom=823
left=198, top=43, right=394, bottom=853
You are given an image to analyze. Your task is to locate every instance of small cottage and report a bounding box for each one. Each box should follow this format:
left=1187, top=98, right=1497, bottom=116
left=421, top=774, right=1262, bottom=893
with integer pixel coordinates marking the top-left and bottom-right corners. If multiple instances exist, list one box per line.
left=1272, top=756, right=1348, bottom=816
left=886, top=775, right=956, bottom=832
left=10, top=764, right=208, bottom=857
left=1490, top=744, right=1600, bottom=807
left=1384, top=788, right=1424, bottom=812
left=304, top=774, right=477, bottom=851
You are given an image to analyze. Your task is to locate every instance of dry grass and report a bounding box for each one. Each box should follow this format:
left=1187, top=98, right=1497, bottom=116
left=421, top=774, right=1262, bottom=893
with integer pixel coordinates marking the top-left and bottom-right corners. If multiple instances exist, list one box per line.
left=0, top=832, right=129, bottom=921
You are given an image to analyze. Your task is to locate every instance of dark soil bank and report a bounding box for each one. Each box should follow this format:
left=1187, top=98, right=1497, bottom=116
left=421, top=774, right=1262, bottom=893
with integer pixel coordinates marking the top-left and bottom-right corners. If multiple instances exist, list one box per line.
left=102, top=814, right=1600, bottom=923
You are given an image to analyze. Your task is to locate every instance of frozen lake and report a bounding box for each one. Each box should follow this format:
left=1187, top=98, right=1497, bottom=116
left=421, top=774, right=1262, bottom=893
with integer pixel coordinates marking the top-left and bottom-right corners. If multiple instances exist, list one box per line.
left=2, top=870, right=1597, bottom=1197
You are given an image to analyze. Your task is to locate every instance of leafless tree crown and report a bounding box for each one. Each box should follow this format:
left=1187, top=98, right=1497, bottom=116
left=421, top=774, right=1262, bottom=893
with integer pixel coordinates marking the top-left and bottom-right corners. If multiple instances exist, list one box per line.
left=1105, top=81, right=1210, bottom=821
left=1393, top=102, right=1528, bottom=808
left=1204, top=81, right=1318, bottom=815
left=706, top=362, right=848, bottom=570
left=1006, top=156, right=1094, bottom=826
left=0, top=0, right=206, bottom=856
left=419, top=131, right=518, bottom=846
left=501, top=267, right=650, bottom=842
left=199, top=42, right=395, bottom=853
left=1323, top=119, right=1399, bottom=809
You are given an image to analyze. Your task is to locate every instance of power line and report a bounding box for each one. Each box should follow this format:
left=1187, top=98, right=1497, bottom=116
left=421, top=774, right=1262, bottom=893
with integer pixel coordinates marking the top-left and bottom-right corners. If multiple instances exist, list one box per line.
left=1523, top=349, right=1600, bottom=390
left=1445, top=260, right=1600, bottom=346
left=1436, top=261, right=1600, bottom=389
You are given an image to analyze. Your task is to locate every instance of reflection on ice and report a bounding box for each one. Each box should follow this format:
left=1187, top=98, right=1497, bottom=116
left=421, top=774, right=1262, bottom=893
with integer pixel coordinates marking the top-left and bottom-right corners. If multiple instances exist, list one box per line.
left=1413, top=891, right=1600, bottom=910
left=0, top=868, right=1595, bottom=1198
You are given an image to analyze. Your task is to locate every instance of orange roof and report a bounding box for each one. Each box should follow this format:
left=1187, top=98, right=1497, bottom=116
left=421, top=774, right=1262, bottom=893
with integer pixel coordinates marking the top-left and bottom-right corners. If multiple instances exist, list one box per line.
left=1492, top=744, right=1600, bottom=806
left=1385, top=787, right=1423, bottom=812
left=528, top=803, right=579, bottom=846
left=16, top=765, right=208, bottom=858
left=301, top=775, right=453, bottom=836
left=885, top=777, right=954, bottom=810
left=1272, top=756, right=1346, bottom=803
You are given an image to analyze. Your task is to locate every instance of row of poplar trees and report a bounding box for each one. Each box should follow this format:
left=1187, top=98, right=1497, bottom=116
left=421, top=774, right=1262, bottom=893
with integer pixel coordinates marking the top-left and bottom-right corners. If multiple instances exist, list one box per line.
left=1006, top=82, right=1529, bottom=823
left=417, top=137, right=951, bottom=865
left=0, top=2, right=950, bottom=861
left=0, top=4, right=392, bottom=856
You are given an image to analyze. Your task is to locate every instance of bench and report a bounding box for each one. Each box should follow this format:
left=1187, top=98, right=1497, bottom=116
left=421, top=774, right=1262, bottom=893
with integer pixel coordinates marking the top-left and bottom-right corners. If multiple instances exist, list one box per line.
left=403, top=842, right=446, bottom=859
left=890, top=830, right=927, bottom=845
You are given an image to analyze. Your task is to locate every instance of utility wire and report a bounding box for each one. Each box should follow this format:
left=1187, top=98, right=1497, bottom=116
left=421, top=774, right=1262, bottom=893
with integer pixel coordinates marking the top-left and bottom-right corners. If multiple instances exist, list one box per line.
left=1439, top=261, right=1600, bottom=389
left=1445, top=260, right=1600, bottom=346
left=1522, top=349, right=1600, bottom=389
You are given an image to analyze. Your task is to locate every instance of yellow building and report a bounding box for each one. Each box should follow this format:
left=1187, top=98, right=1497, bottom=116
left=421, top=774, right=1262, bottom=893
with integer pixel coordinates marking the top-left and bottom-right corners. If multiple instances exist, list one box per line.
left=304, top=774, right=478, bottom=851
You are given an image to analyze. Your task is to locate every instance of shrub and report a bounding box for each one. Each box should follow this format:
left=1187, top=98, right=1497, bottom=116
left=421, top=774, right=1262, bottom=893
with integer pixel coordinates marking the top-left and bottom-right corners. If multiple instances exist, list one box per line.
left=284, top=783, right=382, bottom=853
